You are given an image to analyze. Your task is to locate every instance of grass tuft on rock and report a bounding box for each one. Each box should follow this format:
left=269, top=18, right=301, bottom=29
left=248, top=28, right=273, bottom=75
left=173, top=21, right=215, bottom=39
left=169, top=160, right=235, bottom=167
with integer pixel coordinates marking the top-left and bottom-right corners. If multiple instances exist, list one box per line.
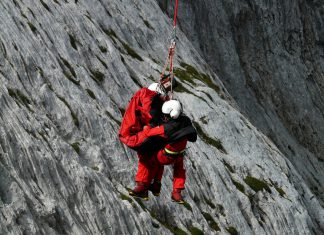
left=204, top=197, right=216, bottom=209
left=91, top=166, right=99, bottom=171
left=27, top=22, right=37, bottom=33
left=121, top=41, right=143, bottom=61
left=223, top=160, right=235, bottom=173
left=244, top=176, right=271, bottom=193
left=86, top=89, right=96, bottom=99
left=8, top=88, right=33, bottom=112
left=226, top=227, right=238, bottom=235
left=231, top=179, right=245, bottom=193
left=192, top=121, right=227, bottom=154
left=101, top=27, right=143, bottom=61
left=275, top=187, right=286, bottom=197
left=188, top=226, right=204, bottom=235
left=120, top=193, right=133, bottom=203
left=8, top=88, right=31, bottom=106
left=71, top=142, right=80, bottom=154
left=99, top=45, right=107, bottom=53
left=174, top=62, right=220, bottom=93
left=68, top=34, right=78, bottom=50
left=202, top=212, right=221, bottom=232
left=182, top=201, right=193, bottom=212
left=90, top=69, right=105, bottom=83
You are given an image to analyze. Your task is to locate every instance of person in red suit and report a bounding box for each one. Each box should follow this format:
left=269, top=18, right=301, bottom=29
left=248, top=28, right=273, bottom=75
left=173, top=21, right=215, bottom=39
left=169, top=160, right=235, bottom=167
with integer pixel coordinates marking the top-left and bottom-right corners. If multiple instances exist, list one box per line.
left=129, top=100, right=197, bottom=203
left=119, top=75, right=174, bottom=150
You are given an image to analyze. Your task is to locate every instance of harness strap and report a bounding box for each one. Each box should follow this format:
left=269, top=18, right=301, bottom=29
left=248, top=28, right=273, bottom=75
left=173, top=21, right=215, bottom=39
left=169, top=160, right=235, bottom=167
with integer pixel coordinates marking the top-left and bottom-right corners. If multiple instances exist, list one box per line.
left=164, top=147, right=185, bottom=155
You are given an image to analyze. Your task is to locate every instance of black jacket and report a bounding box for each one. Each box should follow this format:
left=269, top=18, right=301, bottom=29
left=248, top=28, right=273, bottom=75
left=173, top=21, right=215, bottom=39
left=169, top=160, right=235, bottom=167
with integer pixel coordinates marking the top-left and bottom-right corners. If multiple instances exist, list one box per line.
left=135, top=114, right=197, bottom=154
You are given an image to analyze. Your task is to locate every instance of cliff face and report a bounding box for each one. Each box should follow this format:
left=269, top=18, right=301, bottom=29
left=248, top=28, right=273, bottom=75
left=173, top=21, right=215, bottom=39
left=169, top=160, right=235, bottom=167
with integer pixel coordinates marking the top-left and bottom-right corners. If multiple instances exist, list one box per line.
left=0, top=0, right=323, bottom=235
left=163, top=0, right=324, bottom=192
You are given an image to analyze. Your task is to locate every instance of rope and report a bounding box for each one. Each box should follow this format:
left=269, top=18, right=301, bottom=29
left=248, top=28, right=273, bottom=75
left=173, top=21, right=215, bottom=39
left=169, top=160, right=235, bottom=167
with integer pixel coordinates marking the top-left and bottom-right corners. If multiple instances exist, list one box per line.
left=173, top=0, right=179, bottom=27
left=160, top=0, right=179, bottom=97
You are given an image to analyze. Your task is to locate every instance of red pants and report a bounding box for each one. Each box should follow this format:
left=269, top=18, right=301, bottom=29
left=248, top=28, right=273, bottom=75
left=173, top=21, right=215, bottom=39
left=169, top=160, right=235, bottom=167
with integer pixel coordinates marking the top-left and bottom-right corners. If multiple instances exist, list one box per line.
left=135, top=150, right=186, bottom=190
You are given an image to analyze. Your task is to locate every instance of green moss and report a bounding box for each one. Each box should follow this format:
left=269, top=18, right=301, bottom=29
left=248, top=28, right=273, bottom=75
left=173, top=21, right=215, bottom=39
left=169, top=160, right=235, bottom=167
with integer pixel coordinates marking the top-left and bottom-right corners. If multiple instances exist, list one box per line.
left=174, top=82, right=193, bottom=94
left=275, top=187, right=286, bottom=197
left=232, top=179, right=245, bottom=193
left=91, top=166, right=99, bottom=171
left=120, top=193, right=133, bottom=203
left=192, top=121, right=227, bottom=154
left=7, top=88, right=32, bottom=111
left=226, top=227, right=238, bottom=235
left=27, top=22, right=37, bottom=33
left=223, top=161, right=235, bottom=173
left=174, top=62, right=220, bottom=93
left=63, top=71, right=80, bottom=86
left=90, top=69, right=105, bottom=83
left=202, top=212, right=221, bottom=232
left=71, top=142, right=80, bottom=154
left=86, top=89, right=96, bottom=99
left=188, top=226, right=204, bottom=235
left=172, top=227, right=187, bottom=235
left=60, top=57, right=77, bottom=77
left=182, top=201, right=192, bottom=212
left=133, top=198, right=146, bottom=211
left=102, top=28, right=118, bottom=44
left=8, top=88, right=31, bottom=106
left=99, top=45, right=107, bottom=53
left=121, top=41, right=143, bottom=61
left=103, top=28, right=117, bottom=38
left=68, top=34, right=78, bottom=50
left=57, top=95, right=80, bottom=127
left=204, top=197, right=216, bottom=209
left=101, top=27, right=143, bottom=61
left=244, top=176, right=271, bottom=193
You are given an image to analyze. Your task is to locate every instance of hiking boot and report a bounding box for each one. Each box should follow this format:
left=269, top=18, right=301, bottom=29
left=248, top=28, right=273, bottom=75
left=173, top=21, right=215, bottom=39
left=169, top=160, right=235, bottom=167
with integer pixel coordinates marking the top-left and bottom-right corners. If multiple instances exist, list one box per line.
left=148, top=181, right=161, bottom=196
left=171, top=189, right=185, bottom=204
left=129, top=182, right=149, bottom=200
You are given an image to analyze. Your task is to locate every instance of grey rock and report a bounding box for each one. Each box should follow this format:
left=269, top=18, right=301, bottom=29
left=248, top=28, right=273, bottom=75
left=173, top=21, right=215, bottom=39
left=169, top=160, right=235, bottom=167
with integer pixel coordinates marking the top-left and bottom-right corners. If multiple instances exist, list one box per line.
left=0, top=0, right=323, bottom=235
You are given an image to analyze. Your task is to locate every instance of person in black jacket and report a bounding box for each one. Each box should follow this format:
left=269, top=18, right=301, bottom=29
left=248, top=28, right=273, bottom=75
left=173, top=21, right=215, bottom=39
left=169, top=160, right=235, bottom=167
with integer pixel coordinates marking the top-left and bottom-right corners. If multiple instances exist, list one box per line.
left=129, top=100, right=197, bottom=203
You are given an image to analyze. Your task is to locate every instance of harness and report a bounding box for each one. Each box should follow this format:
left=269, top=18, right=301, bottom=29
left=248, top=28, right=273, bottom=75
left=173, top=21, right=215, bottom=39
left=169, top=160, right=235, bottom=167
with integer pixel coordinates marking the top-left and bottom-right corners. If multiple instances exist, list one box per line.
left=164, top=148, right=185, bottom=156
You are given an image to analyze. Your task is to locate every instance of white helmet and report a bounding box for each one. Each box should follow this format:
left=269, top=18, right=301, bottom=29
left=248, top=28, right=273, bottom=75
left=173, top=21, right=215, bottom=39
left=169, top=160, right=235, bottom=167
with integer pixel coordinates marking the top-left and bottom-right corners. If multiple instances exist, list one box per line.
left=148, top=83, right=166, bottom=95
left=162, top=100, right=182, bottom=119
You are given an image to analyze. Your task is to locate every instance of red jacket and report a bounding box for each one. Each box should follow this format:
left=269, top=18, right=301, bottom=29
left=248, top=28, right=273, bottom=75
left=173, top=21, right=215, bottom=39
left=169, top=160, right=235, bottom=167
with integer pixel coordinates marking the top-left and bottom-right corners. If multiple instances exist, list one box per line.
left=119, top=87, right=165, bottom=148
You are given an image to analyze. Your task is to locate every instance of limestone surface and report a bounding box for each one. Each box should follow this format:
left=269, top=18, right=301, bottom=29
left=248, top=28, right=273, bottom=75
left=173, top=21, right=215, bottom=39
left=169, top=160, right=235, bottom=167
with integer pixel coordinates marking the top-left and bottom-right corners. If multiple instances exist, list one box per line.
left=0, top=0, right=323, bottom=234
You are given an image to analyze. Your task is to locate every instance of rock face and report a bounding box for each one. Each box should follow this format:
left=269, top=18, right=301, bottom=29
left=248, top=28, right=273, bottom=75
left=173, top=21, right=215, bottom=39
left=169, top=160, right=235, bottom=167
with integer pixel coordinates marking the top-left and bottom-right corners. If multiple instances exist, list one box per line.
left=0, top=0, right=323, bottom=235
left=164, top=0, right=324, bottom=194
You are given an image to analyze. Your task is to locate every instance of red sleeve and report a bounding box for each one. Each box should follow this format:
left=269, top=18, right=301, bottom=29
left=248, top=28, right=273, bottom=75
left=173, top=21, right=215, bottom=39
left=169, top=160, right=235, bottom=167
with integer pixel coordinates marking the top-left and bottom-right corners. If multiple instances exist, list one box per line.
left=138, top=88, right=159, bottom=125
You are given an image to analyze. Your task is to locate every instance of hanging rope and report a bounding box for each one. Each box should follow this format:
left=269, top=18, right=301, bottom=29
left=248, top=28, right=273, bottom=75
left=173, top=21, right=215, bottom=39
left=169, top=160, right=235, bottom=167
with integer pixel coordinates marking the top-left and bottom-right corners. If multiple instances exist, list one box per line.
left=160, top=0, right=179, bottom=98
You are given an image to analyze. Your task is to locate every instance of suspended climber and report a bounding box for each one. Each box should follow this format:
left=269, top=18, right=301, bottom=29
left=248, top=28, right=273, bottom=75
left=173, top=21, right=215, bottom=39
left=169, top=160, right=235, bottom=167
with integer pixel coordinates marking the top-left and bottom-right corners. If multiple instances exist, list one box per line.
left=118, top=0, right=197, bottom=203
